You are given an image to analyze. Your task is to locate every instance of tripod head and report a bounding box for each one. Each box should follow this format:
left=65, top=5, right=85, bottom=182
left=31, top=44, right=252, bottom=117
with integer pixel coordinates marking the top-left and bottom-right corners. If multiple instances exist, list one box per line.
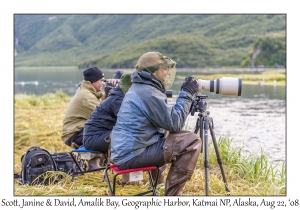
left=190, top=95, right=209, bottom=116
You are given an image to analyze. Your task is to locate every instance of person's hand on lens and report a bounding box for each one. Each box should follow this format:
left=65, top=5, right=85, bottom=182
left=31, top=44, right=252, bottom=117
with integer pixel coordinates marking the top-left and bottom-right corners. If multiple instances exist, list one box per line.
left=181, top=76, right=199, bottom=96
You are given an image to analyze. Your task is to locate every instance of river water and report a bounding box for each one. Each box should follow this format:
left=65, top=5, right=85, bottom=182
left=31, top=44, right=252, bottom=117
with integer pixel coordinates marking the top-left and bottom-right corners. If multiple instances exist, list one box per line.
left=14, top=67, right=286, bottom=165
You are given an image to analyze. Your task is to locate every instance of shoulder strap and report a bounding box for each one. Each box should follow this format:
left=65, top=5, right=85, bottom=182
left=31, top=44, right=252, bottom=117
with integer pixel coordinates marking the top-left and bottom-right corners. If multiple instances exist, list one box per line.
left=19, top=147, right=33, bottom=184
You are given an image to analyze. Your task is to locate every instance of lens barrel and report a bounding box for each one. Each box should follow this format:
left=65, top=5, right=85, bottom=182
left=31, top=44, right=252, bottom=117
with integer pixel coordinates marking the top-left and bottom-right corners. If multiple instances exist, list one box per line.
left=104, top=79, right=120, bottom=83
left=197, top=77, right=242, bottom=96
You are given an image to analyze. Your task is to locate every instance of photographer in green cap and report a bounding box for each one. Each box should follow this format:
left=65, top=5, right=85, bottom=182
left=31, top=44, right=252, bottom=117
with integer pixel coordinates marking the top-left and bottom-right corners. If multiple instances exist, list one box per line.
left=110, top=52, right=202, bottom=195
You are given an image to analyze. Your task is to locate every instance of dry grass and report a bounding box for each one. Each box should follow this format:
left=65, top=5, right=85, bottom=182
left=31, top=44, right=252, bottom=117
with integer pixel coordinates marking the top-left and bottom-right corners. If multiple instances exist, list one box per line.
left=14, top=91, right=286, bottom=196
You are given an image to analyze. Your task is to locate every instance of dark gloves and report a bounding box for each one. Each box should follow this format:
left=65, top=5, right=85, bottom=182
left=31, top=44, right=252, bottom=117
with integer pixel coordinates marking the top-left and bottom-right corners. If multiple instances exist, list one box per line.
left=181, top=76, right=199, bottom=96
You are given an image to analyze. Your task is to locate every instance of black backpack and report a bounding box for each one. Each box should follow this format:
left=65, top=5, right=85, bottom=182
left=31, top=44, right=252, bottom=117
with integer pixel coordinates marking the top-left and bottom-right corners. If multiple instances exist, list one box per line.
left=18, top=146, right=58, bottom=185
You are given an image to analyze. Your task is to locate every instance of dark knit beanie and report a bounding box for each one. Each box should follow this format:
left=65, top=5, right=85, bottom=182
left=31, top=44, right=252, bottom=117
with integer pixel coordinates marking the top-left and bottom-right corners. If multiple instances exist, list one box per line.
left=112, top=70, right=124, bottom=79
left=83, top=67, right=104, bottom=83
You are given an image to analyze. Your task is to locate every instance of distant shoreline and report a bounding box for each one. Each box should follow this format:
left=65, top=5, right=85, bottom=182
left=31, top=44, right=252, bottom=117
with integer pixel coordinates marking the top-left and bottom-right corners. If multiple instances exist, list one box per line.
left=242, top=81, right=285, bottom=86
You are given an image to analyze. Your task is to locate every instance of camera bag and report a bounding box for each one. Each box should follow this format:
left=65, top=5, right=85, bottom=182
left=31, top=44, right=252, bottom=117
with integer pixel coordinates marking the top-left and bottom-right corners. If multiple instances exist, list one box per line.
left=15, top=147, right=81, bottom=185
left=16, top=146, right=58, bottom=185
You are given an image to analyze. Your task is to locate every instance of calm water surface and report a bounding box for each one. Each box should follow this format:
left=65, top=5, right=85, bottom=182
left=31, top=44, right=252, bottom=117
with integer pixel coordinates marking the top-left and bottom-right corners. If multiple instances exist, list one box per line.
left=14, top=67, right=286, bottom=165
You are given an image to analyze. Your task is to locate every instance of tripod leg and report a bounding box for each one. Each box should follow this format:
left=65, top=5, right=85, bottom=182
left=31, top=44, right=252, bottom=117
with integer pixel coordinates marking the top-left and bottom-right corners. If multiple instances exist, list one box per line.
left=203, top=117, right=210, bottom=196
left=195, top=115, right=209, bottom=195
left=199, top=116, right=204, bottom=153
left=208, top=118, right=230, bottom=193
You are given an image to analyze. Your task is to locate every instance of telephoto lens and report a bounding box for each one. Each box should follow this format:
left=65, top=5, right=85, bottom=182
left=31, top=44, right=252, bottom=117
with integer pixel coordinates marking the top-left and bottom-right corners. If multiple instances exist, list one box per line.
left=197, top=77, right=242, bottom=96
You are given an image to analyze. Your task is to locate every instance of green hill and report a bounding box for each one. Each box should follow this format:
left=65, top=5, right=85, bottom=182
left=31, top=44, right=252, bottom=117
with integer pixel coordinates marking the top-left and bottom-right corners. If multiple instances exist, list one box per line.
left=14, top=14, right=286, bottom=68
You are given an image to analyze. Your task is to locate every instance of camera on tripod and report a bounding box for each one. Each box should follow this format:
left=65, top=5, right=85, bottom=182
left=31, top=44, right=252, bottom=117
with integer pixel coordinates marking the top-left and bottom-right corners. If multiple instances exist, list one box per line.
left=185, top=75, right=242, bottom=196
left=188, top=76, right=242, bottom=116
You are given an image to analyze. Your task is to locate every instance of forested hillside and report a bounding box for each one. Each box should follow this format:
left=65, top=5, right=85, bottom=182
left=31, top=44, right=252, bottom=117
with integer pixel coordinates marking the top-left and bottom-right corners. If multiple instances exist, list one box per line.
left=14, top=14, right=286, bottom=68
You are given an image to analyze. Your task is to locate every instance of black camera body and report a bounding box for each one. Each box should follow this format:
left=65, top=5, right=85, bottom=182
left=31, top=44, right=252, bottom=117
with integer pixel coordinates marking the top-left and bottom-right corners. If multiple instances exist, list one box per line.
left=190, top=95, right=208, bottom=116
left=186, top=76, right=195, bottom=81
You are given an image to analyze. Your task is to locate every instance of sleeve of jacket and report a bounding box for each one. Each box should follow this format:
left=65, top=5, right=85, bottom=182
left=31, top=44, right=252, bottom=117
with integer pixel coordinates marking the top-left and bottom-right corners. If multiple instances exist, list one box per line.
left=142, top=90, right=193, bottom=132
left=110, top=96, right=123, bottom=117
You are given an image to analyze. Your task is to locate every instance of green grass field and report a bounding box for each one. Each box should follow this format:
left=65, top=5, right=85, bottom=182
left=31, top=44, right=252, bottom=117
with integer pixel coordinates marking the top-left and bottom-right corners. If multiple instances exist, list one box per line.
left=14, top=89, right=285, bottom=196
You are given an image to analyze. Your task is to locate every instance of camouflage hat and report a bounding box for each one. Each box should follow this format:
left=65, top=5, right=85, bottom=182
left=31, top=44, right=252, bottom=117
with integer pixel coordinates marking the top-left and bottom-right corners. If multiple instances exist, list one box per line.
left=119, top=72, right=133, bottom=94
left=135, top=52, right=176, bottom=89
left=135, top=52, right=176, bottom=73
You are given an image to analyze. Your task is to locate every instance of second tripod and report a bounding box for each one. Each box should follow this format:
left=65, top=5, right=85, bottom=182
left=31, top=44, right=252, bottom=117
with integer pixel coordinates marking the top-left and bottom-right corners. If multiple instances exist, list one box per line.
left=191, top=95, right=230, bottom=196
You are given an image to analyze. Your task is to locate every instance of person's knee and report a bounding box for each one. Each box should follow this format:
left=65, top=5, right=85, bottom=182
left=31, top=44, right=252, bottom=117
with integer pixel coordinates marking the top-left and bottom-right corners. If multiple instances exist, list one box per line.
left=163, top=130, right=201, bottom=163
left=184, top=131, right=202, bottom=152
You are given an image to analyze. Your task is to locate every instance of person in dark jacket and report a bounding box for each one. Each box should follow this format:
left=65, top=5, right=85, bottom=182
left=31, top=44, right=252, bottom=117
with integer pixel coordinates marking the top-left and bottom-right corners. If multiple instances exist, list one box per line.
left=82, top=72, right=129, bottom=169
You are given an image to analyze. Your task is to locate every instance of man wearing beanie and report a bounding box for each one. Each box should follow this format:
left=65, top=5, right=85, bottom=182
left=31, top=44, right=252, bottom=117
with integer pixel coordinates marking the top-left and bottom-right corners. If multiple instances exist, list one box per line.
left=110, top=52, right=202, bottom=195
left=62, top=66, right=105, bottom=148
left=61, top=67, right=118, bottom=170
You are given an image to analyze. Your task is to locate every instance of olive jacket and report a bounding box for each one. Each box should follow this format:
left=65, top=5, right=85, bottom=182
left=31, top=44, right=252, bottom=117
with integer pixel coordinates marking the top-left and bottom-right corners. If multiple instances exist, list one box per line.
left=61, top=80, right=104, bottom=143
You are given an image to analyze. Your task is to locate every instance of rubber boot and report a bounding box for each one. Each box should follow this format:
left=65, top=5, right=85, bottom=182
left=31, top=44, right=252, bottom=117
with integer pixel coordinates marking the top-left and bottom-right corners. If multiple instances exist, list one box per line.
left=163, top=130, right=202, bottom=196
left=87, top=154, right=102, bottom=171
left=150, top=164, right=168, bottom=185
